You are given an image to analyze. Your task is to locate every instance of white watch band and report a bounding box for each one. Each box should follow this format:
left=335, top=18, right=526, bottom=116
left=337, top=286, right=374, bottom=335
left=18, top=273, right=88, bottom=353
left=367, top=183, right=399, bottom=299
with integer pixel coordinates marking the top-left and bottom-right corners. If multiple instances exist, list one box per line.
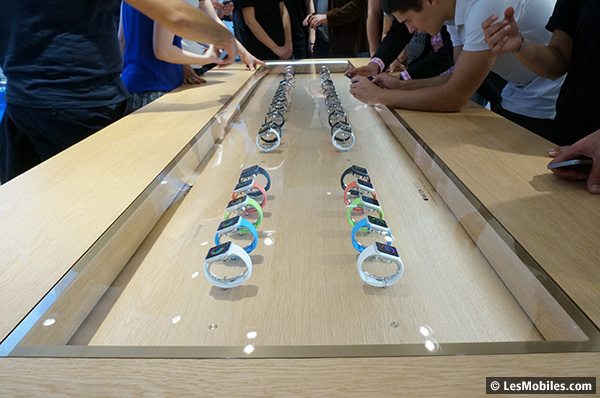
left=203, top=243, right=253, bottom=288
left=356, top=243, right=404, bottom=287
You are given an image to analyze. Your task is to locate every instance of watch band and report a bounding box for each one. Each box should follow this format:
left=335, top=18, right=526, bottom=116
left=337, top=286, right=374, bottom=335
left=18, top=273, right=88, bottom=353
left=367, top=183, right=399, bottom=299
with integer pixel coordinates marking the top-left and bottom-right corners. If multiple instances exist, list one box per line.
left=256, top=122, right=281, bottom=152
left=204, top=242, right=253, bottom=288
left=214, top=217, right=259, bottom=253
left=225, top=197, right=263, bottom=228
left=232, top=181, right=267, bottom=210
left=346, top=197, right=384, bottom=227
left=351, top=217, right=392, bottom=252
left=340, top=165, right=370, bottom=190
left=331, top=129, right=355, bottom=151
left=343, top=180, right=377, bottom=206
left=239, top=166, right=271, bottom=193
left=356, top=243, right=404, bottom=288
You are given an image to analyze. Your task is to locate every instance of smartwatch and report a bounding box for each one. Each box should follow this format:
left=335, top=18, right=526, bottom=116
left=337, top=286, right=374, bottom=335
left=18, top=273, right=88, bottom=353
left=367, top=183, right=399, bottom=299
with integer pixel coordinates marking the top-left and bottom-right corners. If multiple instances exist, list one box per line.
left=328, top=109, right=347, bottom=127
left=340, top=165, right=370, bottom=190
left=265, top=109, right=285, bottom=128
left=356, top=242, right=404, bottom=288
left=239, top=164, right=271, bottom=193
left=331, top=127, right=355, bottom=151
left=224, top=195, right=263, bottom=228
left=351, top=216, right=392, bottom=252
left=343, top=179, right=376, bottom=207
left=256, top=122, right=281, bottom=152
left=347, top=195, right=384, bottom=227
left=215, top=215, right=258, bottom=253
left=231, top=177, right=267, bottom=209
left=204, top=241, right=253, bottom=288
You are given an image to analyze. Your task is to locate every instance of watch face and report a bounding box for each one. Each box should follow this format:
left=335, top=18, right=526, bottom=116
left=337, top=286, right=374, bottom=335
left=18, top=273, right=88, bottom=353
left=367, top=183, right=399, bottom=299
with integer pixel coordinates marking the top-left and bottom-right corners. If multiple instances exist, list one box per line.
left=361, top=196, right=380, bottom=207
left=376, top=242, right=399, bottom=257
left=240, top=165, right=259, bottom=178
left=351, top=165, right=369, bottom=177
left=234, top=179, right=253, bottom=191
left=206, top=241, right=232, bottom=260
left=218, top=216, right=240, bottom=231
left=357, top=179, right=373, bottom=190
left=227, top=196, right=246, bottom=208
left=368, top=216, right=388, bottom=229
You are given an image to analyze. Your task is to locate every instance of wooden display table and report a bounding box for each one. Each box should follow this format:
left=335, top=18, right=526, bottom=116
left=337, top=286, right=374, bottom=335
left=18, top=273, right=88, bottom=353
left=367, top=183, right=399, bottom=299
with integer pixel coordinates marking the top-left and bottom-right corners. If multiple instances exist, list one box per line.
left=0, top=60, right=598, bottom=396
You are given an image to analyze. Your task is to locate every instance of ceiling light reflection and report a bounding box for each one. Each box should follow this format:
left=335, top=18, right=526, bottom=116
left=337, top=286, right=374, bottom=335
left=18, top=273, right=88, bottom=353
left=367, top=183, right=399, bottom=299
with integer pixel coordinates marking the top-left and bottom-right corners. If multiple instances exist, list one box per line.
left=247, top=331, right=258, bottom=339
left=42, top=319, right=56, bottom=327
left=244, top=344, right=255, bottom=354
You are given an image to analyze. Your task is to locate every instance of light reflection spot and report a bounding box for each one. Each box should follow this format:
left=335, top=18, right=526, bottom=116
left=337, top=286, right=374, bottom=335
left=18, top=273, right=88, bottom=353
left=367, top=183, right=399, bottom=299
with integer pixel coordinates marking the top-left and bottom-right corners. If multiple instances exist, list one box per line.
left=42, top=319, right=56, bottom=327
left=172, top=316, right=182, bottom=324
left=200, top=241, right=209, bottom=246
left=209, top=324, right=218, bottom=330
left=264, top=237, right=274, bottom=246
left=244, top=344, right=255, bottom=354
left=191, top=271, right=199, bottom=279
left=247, top=331, right=258, bottom=339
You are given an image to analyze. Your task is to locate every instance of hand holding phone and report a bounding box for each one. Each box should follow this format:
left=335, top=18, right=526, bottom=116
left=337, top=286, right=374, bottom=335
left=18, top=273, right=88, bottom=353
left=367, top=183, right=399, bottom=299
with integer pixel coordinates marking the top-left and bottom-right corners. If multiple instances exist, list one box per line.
left=547, top=158, right=593, bottom=169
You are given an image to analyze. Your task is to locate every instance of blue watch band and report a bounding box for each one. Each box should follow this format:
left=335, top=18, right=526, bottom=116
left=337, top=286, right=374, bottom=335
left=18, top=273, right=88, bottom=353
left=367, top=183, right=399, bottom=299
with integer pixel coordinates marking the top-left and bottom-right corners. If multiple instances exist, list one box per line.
left=351, top=217, right=393, bottom=252
left=215, top=217, right=259, bottom=253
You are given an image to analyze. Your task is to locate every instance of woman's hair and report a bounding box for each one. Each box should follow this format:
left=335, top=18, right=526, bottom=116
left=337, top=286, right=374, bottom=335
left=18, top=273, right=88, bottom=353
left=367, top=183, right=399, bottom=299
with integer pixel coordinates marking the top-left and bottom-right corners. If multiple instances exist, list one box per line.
left=381, top=0, right=423, bottom=16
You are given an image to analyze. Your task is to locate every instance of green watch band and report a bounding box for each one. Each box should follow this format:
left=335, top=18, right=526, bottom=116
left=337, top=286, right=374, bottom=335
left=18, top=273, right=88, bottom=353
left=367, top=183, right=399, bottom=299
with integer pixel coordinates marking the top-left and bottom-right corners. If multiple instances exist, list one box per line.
left=225, top=196, right=264, bottom=229
left=347, top=197, right=384, bottom=228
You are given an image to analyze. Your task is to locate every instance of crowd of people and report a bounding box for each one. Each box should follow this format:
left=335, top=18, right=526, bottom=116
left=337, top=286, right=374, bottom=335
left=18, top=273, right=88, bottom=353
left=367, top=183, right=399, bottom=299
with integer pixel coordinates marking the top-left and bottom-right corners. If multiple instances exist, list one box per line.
left=0, top=0, right=598, bottom=193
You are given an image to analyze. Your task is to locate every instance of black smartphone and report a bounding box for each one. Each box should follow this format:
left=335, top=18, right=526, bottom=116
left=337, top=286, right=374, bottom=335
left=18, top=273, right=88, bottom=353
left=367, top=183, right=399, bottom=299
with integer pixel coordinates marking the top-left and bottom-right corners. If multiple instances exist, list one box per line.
left=547, top=158, right=593, bottom=169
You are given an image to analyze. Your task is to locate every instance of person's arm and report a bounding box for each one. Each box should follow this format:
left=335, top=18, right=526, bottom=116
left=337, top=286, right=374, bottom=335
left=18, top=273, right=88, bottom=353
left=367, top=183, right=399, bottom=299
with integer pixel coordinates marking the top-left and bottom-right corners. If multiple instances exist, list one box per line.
left=367, top=0, right=383, bottom=56
left=548, top=129, right=600, bottom=194
left=197, top=0, right=266, bottom=69
left=125, top=0, right=237, bottom=65
left=153, top=22, right=218, bottom=65
left=481, top=6, right=572, bottom=80
left=242, top=6, right=291, bottom=59
left=306, top=0, right=316, bottom=54
left=350, top=47, right=496, bottom=111
left=280, top=2, right=293, bottom=55
left=345, top=19, right=412, bottom=77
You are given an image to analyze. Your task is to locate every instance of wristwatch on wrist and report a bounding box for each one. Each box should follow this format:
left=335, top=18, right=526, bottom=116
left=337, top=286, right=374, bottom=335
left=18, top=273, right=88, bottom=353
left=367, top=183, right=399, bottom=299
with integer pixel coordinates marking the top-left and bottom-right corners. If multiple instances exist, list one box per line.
left=232, top=176, right=267, bottom=209
left=204, top=241, right=253, bottom=288
left=347, top=195, right=384, bottom=227
left=340, top=165, right=370, bottom=190
left=224, top=195, right=263, bottom=228
left=214, top=215, right=258, bottom=253
left=351, top=215, right=392, bottom=252
left=356, top=242, right=404, bottom=288
left=239, top=164, right=271, bottom=194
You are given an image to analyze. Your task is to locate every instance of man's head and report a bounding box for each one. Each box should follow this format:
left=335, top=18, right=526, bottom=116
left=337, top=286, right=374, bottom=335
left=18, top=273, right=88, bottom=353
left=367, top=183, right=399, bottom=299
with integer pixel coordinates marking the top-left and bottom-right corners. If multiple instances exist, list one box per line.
left=382, top=0, right=451, bottom=35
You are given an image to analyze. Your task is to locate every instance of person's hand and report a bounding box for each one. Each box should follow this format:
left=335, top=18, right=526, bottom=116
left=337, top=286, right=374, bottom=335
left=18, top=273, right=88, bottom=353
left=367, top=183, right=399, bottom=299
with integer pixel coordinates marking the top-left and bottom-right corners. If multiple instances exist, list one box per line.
left=349, top=76, right=383, bottom=105
left=183, top=65, right=207, bottom=85
left=222, top=1, right=233, bottom=16
left=215, top=36, right=238, bottom=68
left=345, top=62, right=380, bottom=78
left=211, top=0, right=224, bottom=12
left=387, top=58, right=406, bottom=74
left=547, top=129, right=600, bottom=194
left=240, top=50, right=266, bottom=71
left=371, top=73, right=402, bottom=89
left=273, top=45, right=292, bottom=60
left=482, top=6, right=523, bottom=55
left=204, top=44, right=219, bottom=63
left=305, top=13, right=327, bottom=29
